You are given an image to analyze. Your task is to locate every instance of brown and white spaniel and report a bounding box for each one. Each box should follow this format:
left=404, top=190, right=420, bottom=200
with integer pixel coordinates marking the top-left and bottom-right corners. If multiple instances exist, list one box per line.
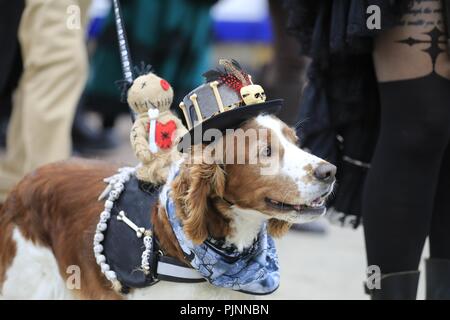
left=0, top=115, right=336, bottom=300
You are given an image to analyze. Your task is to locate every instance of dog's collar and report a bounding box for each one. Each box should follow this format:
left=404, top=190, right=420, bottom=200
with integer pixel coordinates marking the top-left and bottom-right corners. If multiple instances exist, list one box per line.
left=93, top=168, right=205, bottom=294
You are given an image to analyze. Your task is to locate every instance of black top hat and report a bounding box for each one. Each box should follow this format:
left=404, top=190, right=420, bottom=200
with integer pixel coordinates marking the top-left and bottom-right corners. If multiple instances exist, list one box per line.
left=178, top=59, right=283, bottom=151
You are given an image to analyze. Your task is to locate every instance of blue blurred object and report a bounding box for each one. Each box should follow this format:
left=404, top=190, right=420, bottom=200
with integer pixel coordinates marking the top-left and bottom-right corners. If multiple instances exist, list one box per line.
left=211, top=0, right=273, bottom=43
left=213, top=16, right=273, bottom=43
left=87, top=0, right=111, bottom=39
left=88, top=17, right=107, bottom=39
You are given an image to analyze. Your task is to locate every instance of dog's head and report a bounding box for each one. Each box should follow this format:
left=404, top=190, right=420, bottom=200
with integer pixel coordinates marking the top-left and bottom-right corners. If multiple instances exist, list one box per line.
left=172, top=115, right=336, bottom=244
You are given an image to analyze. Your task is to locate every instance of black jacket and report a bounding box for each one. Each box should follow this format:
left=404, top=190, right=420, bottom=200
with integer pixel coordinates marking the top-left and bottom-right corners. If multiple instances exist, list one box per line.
left=284, top=0, right=413, bottom=227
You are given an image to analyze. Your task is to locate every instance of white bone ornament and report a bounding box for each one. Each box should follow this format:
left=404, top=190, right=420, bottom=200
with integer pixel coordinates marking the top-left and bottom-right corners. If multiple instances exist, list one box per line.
left=148, top=109, right=160, bottom=154
left=98, top=184, right=112, bottom=201
left=117, top=211, right=146, bottom=238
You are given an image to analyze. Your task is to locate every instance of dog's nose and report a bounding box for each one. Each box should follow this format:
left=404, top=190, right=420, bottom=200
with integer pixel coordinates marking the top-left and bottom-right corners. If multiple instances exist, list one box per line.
left=313, top=163, right=336, bottom=182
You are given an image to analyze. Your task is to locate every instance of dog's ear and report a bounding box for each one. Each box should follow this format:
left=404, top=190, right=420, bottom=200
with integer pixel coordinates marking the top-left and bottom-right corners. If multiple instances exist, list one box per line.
left=267, top=219, right=291, bottom=238
left=183, top=162, right=225, bottom=244
left=172, top=146, right=225, bottom=244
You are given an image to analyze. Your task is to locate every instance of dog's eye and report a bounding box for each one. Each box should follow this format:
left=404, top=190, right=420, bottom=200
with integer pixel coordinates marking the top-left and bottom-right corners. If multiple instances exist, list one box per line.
left=261, top=146, right=272, bottom=157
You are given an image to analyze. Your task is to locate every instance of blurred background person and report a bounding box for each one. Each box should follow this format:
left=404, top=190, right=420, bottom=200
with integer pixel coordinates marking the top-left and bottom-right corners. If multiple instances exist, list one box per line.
left=72, top=0, right=217, bottom=154
left=0, top=0, right=91, bottom=204
left=286, top=0, right=450, bottom=299
left=0, top=1, right=23, bottom=150
left=260, top=0, right=308, bottom=127
left=262, top=0, right=325, bottom=233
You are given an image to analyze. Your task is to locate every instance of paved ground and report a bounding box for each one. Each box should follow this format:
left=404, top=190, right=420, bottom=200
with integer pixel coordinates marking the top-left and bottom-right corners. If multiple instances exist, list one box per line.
left=1, top=114, right=428, bottom=300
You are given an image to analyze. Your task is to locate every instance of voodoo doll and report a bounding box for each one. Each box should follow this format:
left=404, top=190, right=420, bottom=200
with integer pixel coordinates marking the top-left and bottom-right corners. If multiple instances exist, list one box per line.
left=127, top=72, right=187, bottom=184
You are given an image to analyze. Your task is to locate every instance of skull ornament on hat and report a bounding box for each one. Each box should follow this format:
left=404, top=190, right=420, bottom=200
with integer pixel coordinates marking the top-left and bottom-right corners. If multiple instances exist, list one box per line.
left=241, top=84, right=266, bottom=105
left=217, top=59, right=267, bottom=105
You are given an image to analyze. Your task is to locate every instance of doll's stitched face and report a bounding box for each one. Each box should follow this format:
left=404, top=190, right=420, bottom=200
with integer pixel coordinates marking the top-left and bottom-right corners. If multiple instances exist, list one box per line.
left=127, top=73, right=174, bottom=114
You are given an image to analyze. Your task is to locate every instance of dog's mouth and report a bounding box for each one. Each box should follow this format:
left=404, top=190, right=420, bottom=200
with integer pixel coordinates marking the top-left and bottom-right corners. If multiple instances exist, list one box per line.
left=265, top=192, right=329, bottom=216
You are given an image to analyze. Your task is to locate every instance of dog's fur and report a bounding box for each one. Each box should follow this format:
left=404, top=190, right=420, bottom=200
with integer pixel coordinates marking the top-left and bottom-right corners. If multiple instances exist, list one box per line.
left=0, top=115, right=335, bottom=300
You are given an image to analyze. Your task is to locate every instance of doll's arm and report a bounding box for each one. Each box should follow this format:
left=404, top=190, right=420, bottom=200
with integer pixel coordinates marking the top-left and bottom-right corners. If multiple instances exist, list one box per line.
left=172, top=117, right=188, bottom=145
left=130, top=119, right=153, bottom=163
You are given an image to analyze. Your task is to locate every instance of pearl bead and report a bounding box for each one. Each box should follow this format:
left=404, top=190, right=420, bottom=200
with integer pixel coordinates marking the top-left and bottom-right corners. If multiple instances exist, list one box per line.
left=100, top=211, right=110, bottom=220
left=105, top=200, right=114, bottom=209
left=101, top=263, right=110, bottom=272
left=96, top=254, right=106, bottom=264
left=94, top=233, right=104, bottom=242
left=94, top=244, right=103, bottom=253
left=97, top=223, right=107, bottom=232
left=110, top=190, right=119, bottom=199
left=105, top=271, right=117, bottom=280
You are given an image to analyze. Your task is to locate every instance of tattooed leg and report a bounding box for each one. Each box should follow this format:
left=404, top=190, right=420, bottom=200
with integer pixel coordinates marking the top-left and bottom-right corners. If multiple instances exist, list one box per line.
left=374, top=0, right=450, bottom=81
left=363, top=1, right=450, bottom=285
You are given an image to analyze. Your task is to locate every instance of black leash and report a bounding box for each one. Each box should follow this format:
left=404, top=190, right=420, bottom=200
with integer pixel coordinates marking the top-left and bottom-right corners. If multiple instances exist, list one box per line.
left=112, top=0, right=136, bottom=122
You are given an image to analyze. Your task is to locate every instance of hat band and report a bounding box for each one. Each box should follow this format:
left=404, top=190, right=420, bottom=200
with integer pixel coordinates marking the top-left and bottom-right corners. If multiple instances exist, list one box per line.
left=179, top=81, right=242, bottom=130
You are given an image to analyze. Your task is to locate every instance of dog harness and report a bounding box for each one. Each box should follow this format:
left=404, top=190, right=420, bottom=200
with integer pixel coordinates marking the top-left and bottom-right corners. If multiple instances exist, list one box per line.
left=94, top=167, right=280, bottom=295
left=94, top=168, right=204, bottom=294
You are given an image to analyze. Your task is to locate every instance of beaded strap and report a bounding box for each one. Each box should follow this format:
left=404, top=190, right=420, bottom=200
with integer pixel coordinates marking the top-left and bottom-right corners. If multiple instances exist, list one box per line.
left=94, top=167, right=135, bottom=287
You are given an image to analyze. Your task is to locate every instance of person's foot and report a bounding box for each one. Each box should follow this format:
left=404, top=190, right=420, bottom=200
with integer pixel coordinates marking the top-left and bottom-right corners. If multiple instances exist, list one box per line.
left=365, top=271, right=420, bottom=300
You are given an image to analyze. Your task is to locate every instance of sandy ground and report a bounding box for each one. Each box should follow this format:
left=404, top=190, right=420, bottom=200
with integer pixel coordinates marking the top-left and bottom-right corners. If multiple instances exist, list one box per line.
left=1, top=114, right=428, bottom=300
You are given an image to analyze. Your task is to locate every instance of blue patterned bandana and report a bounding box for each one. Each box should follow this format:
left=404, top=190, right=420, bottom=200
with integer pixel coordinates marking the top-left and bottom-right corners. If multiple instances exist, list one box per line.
left=164, top=191, right=280, bottom=295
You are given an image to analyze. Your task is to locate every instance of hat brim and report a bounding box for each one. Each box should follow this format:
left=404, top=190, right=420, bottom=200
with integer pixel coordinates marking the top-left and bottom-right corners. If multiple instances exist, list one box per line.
left=178, top=99, right=283, bottom=152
